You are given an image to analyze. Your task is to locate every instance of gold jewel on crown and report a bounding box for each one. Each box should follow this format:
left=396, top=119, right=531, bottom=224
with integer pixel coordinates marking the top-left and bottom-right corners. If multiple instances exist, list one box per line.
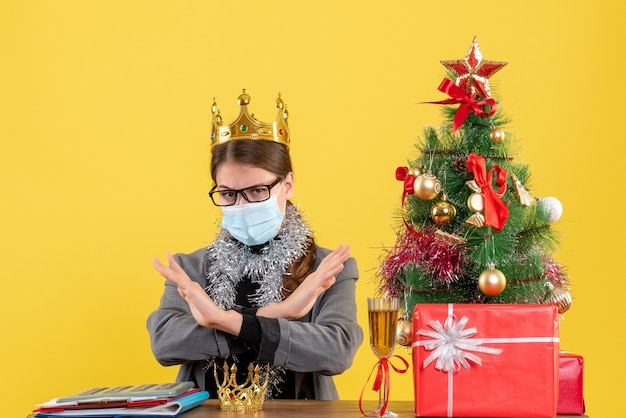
left=214, top=361, right=269, bottom=412
left=210, top=89, right=290, bottom=149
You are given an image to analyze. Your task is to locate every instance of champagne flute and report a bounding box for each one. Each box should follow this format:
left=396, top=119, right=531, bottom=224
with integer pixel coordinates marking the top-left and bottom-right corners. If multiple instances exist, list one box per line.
left=366, top=297, right=399, bottom=417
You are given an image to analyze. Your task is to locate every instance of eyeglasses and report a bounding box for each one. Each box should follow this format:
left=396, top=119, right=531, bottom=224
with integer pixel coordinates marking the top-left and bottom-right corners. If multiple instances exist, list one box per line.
left=209, top=177, right=283, bottom=207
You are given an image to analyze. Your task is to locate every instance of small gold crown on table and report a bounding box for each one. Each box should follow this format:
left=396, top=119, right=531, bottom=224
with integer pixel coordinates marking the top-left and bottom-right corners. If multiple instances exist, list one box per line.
left=214, top=360, right=269, bottom=412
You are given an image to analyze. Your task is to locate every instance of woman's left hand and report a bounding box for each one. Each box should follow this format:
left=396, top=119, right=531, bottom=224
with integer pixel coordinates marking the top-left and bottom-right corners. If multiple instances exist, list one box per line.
left=258, top=243, right=351, bottom=320
left=152, top=253, right=243, bottom=334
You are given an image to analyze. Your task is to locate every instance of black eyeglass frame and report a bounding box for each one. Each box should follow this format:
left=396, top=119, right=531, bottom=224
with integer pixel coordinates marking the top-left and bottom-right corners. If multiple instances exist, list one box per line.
left=208, top=177, right=283, bottom=207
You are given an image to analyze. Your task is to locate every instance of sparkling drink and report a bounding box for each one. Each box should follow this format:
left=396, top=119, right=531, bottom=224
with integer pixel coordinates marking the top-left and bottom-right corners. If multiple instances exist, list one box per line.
left=368, top=309, right=398, bottom=358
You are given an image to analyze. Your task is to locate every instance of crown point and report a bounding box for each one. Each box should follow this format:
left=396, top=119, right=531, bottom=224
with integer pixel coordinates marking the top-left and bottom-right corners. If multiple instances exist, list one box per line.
left=276, top=95, right=284, bottom=110
left=214, top=111, right=223, bottom=126
left=237, top=93, right=250, bottom=106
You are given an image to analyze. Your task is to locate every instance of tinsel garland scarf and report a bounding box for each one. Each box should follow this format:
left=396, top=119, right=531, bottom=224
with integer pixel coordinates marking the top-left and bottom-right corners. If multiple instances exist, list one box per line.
left=204, top=203, right=311, bottom=308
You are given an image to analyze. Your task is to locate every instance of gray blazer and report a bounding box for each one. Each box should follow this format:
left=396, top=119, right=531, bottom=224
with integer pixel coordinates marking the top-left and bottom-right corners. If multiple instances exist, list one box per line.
left=146, top=245, right=363, bottom=400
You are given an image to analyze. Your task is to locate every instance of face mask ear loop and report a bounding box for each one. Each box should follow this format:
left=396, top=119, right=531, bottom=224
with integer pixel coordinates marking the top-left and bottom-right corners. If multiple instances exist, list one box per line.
left=274, top=180, right=287, bottom=213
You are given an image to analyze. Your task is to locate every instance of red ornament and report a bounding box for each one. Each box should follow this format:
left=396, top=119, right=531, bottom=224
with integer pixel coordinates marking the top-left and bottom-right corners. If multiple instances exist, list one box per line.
left=429, top=79, right=497, bottom=136
left=466, top=153, right=509, bottom=232
left=440, top=37, right=507, bottom=98
left=396, top=166, right=417, bottom=196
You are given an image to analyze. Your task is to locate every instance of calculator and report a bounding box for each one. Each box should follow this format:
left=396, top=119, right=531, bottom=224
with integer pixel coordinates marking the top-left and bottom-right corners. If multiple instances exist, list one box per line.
left=56, top=382, right=195, bottom=403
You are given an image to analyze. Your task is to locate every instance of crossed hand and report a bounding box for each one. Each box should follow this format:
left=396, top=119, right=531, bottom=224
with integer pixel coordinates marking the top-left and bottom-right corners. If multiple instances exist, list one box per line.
left=153, top=244, right=351, bottom=334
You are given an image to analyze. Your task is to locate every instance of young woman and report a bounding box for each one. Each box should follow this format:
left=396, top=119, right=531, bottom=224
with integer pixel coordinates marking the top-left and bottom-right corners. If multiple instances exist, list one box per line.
left=146, top=92, right=363, bottom=400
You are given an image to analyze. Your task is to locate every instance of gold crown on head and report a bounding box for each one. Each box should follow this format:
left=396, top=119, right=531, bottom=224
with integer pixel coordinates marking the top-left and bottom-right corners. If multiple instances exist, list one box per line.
left=214, top=361, right=269, bottom=412
left=210, top=90, right=290, bottom=149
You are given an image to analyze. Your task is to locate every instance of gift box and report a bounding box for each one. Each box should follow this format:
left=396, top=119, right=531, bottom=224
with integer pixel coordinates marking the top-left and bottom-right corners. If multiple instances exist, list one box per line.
left=557, top=352, right=585, bottom=415
left=413, top=304, right=559, bottom=418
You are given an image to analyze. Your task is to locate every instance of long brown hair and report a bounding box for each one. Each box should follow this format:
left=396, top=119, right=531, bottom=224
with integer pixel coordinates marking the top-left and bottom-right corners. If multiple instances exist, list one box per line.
left=211, top=140, right=316, bottom=296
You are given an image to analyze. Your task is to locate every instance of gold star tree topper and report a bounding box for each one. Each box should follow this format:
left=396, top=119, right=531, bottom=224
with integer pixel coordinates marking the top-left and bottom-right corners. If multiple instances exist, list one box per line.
left=441, top=37, right=507, bottom=98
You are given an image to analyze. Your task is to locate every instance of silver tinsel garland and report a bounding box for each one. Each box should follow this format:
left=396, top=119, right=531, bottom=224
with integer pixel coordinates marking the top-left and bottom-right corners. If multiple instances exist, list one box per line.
left=204, top=204, right=311, bottom=308
left=203, top=204, right=312, bottom=395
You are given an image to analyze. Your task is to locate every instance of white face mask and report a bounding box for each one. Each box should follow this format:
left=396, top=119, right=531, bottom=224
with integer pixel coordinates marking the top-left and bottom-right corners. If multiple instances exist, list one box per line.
left=220, top=193, right=286, bottom=246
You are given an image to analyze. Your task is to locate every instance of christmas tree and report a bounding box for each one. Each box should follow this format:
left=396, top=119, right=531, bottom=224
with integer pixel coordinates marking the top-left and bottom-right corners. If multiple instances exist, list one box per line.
left=378, top=38, right=571, bottom=343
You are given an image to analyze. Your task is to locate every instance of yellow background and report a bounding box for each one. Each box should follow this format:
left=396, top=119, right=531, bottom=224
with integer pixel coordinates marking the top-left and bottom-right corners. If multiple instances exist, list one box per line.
left=1, top=1, right=623, bottom=417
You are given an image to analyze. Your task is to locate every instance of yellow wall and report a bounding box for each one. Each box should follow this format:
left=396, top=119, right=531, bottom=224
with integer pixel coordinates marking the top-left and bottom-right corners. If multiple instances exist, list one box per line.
left=1, top=1, right=623, bottom=416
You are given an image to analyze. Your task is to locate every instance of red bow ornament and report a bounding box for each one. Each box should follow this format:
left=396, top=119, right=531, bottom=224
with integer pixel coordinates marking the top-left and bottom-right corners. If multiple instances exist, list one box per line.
left=395, top=166, right=417, bottom=197
left=466, top=153, right=509, bottom=231
left=428, top=78, right=497, bottom=136
left=395, top=166, right=424, bottom=238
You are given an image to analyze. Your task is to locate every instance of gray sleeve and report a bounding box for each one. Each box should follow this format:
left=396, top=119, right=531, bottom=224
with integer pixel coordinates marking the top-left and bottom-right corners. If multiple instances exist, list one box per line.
left=263, top=248, right=364, bottom=375
left=146, top=249, right=240, bottom=366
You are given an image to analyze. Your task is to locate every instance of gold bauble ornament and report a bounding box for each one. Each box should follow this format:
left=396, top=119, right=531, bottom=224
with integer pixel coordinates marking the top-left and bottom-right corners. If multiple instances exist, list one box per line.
left=478, top=267, right=507, bottom=296
left=467, top=192, right=484, bottom=213
left=413, top=172, right=441, bottom=200
left=408, top=167, right=422, bottom=178
left=431, top=196, right=457, bottom=226
left=489, top=127, right=506, bottom=143
left=396, top=318, right=413, bottom=347
left=549, top=286, right=572, bottom=314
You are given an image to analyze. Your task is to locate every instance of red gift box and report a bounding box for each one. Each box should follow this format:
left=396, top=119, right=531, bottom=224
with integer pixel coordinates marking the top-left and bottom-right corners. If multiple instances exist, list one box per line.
left=413, top=304, right=559, bottom=418
left=557, top=352, right=585, bottom=415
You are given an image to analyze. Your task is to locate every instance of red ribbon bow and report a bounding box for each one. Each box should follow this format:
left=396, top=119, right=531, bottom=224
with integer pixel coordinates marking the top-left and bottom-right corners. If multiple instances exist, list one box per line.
left=359, top=355, right=409, bottom=417
left=395, top=167, right=423, bottom=238
left=467, top=153, right=509, bottom=231
left=395, top=166, right=416, bottom=196
left=427, top=78, right=497, bottom=135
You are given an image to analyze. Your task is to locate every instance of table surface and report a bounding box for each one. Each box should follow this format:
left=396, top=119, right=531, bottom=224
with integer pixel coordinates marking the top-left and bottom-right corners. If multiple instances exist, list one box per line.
left=179, top=399, right=588, bottom=417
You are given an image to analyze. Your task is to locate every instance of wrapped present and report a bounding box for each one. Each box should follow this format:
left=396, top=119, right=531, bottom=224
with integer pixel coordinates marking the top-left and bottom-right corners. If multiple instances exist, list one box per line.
left=413, top=304, right=559, bottom=418
left=557, top=352, right=585, bottom=415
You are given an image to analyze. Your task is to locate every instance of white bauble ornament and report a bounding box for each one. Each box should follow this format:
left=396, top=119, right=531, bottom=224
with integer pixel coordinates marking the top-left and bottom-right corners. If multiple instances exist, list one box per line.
left=538, top=197, right=563, bottom=222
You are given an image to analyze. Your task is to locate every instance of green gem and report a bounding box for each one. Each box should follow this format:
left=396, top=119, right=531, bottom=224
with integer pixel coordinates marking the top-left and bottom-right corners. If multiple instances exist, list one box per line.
left=240, top=124, right=248, bottom=132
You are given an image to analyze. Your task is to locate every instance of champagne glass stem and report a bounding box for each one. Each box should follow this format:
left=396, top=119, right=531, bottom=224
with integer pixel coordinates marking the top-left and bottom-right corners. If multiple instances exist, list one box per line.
left=378, top=363, right=397, bottom=417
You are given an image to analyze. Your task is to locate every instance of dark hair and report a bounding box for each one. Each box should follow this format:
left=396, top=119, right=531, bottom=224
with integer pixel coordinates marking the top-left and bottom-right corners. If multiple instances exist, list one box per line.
left=210, top=140, right=292, bottom=182
left=211, top=140, right=316, bottom=296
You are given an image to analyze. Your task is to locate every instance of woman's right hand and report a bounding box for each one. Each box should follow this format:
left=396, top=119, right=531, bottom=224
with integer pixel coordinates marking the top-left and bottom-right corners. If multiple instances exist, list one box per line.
left=153, top=252, right=243, bottom=335
left=258, top=243, right=350, bottom=320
